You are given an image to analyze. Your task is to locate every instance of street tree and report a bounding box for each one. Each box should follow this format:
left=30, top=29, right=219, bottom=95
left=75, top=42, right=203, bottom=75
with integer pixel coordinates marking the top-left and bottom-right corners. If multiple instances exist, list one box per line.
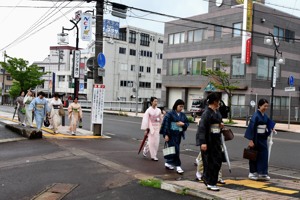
left=0, top=55, right=47, bottom=98
left=202, top=61, right=239, bottom=123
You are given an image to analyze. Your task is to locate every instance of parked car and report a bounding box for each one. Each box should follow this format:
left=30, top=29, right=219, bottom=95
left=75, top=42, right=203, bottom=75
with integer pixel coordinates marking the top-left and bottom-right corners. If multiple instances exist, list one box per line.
left=190, top=98, right=229, bottom=119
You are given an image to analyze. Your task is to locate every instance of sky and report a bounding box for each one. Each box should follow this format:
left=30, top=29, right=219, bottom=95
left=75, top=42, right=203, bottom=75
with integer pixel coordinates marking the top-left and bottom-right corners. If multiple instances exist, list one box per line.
left=0, top=0, right=299, bottom=64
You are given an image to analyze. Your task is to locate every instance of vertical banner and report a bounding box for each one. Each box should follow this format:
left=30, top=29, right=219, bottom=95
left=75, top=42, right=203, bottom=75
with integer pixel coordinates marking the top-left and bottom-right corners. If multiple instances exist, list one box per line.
left=92, top=84, right=105, bottom=124
left=79, top=63, right=85, bottom=92
left=81, top=13, right=92, bottom=41
left=241, top=0, right=253, bottom=64
left=72, top=50, right=81, bottom=78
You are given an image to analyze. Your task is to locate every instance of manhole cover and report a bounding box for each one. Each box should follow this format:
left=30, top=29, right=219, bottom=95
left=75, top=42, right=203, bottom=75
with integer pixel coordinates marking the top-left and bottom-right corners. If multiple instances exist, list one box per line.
left=31, top=183, right=78, bottom=200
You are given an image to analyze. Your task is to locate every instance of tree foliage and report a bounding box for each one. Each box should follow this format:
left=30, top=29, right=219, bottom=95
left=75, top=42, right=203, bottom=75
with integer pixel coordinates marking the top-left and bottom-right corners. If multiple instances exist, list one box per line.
left=0, top=55, right=47, bottom=98
left=202, top=61, right=239, bottom=122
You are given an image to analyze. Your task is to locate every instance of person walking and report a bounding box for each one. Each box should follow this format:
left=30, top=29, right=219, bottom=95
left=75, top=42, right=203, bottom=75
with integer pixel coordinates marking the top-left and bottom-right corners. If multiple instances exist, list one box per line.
left=141, top=97, right=162, bottom=161
left=196, top=92, right=224, bottom=191
left=23, top=90, right=34, bottom=128
left=160, top=99, right=189, bottom=174
left=49, top=93, right=63, bottom=134
left=245, top=98, right=275, bottom=181
left=68, top=97, right=82, bottom=136
left=16, top=91, right=26, bottom=125
left=29, top=91, right=50, bottom=132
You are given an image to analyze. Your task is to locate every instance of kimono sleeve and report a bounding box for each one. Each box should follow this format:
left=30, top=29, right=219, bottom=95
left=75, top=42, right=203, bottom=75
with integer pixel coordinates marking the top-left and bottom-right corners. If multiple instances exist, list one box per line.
left=196, top=110, right=210, bottom=146
left=181, top=113, right=189, bottom=132
left=79, top=105, right=83, bottom=118
left=244, top=113, right=257, bottom=140
left=159, top=112, right=171, bottom=137
left=141, top=108, right=150, bottom=130
left=28, top=98, right=36, bottom=111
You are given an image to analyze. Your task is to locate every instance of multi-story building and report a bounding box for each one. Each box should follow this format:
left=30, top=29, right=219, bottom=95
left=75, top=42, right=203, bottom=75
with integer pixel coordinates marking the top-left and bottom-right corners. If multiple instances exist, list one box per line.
left=162, top=0, right=300, bottom=121
left=0, top=70, right=14, bottom=104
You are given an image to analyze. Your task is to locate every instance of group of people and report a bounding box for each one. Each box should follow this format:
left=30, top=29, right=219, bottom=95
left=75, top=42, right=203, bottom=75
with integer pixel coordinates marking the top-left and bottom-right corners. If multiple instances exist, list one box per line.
left=141, top=92, right=275, bottom=192
left=15, top=91, right=83, bottom=135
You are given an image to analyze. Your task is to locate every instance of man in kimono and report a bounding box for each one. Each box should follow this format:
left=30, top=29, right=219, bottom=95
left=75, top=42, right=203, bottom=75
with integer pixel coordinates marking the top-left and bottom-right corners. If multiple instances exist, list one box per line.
left=29, top=91, right=50, bottom=131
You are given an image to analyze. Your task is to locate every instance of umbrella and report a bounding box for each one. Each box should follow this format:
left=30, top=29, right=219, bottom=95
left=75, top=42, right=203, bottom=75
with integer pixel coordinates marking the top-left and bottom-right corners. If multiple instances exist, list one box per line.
left=138, top=129, right=149, bottom=154
left=221, top=134, right=231, bottom=173
left=268, top=130, right=277, bottom=163
left=12, top=105, right=18, bottom=120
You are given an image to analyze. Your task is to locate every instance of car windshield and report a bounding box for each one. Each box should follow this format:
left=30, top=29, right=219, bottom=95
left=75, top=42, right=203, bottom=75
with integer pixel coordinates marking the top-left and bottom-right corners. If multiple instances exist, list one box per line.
left=192, top=100, right=201, bottom=105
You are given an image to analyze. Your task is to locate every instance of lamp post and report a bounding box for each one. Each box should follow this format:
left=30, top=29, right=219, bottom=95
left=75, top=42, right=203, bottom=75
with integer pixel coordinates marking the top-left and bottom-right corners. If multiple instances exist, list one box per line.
left=264, top=33, right=285, bottom=120
left=57, top=19, right=80, bottom=99
left=1, top=51, right=6, bottom=105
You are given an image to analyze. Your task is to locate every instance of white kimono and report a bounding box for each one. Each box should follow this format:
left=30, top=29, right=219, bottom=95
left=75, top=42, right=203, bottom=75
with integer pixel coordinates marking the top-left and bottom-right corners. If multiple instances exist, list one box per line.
left=141, top=106, right=162, bottom=159
left=49, top=98, right=63, bottom=133
left=23, top=95, right=34, bottom=126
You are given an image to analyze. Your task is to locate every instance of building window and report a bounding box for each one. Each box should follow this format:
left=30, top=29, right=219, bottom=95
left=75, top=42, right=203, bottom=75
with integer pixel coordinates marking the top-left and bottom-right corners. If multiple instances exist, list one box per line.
left=129, top=31, right=136, bottom=44
left=129, top=49, right=136, bottom=56
left=119, top=47, right=126, bottom=54
left=213, top=59, right=221, bottom=71
left=273, top=26, right=284, bottom=41
left=156, top=53, right=163, bottom=59
left=157, top=68, right=161, bottom=74
left=231, top=55, right=245, bottom=78
left=119, top=28, right=126, bottom=41
left=188, top=29, right=207, bottom=42
left=6, top=75, right=13, bottom=81
left=169, top=32, right=185, bottom=45
left=156, top=83, right=162, bottom=88
left=274, top=96, right=289, bottom=110
left=285, top=29, right=295, bottom=43
left=140, top=33, right=150, bottom=46
left=139, top=66, right=144, bottom=72
left=131, top=65, right=135, bottom=71
left=214, top=26, right=222, bottom=39
left=167, top=59, right=184, bottom=75
left=187, top=58, right=206, bottom=75
left=146, top=67, right=151, bottom=73
left=158, top=39, right=163, bottom=44
left=233, top=22, right=242, bottom=37
left=139, top=82, right=151, bottom=88
left=58, top=75, right=65, bottom=82
left=120, top=80, right=133, bottom=87
left=120, top=63, right=128, bottom=71
left=257, top=56, right=280, bottom=80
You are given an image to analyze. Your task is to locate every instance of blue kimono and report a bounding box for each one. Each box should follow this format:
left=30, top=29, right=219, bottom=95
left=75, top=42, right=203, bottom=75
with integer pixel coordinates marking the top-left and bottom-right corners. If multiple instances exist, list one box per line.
left=29, top=97, right=50, bottom=131
left=160, top=110, right=189, bottom=167
left=244, top=110, right=274, bottom=175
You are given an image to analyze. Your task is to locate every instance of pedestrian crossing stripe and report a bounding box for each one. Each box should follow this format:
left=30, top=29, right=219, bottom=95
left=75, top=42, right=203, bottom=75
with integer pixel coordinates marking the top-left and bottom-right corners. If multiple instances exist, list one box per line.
left=225, top=179, right=299, bottom=195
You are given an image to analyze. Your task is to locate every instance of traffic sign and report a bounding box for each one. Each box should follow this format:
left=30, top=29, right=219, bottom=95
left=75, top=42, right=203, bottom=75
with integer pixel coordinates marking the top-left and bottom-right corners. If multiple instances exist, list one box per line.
left=97, top=53, right=106, bottom=68
left=285, top=87, right=295, bottom=92
left=288, top=75, right=294, bottom=86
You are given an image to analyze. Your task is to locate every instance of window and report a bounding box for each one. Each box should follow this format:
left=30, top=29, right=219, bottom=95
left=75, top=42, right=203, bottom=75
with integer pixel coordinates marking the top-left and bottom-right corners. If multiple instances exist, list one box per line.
left=119, top=28, right=126, bottom=41
left=213, top=59, right=221, bottom=71
left=156, top=83, right=162, bottom=88
left=129, top=31, right=136, bottom=43
left=273, top=26, right=284, bottom=41
left=139, top=82, right=151, bottom=88
left=285, top=29, right=295, bottom=43
left=120, top=63, right=128, bottom=71
left=188, top=29, right=207, bottom=42
left=140, top=33, right=150, bottom=46
left=232, top=95, right=245, bottom=107
left=129, top=49, right=136, bottom=56
left=6, top=75, right=13, bottom=81
left=257, top=56, right=280, bottom=80
left=58, top=75, right=65, bottom=82
left=233, top=22, right=242, bottom=37
left=120, top=80, right=134, bottom=87
left=169, top=32, right=185, bottom=45
left=131, top=65, right=135, bottom=71
left=158, top=39, right=163, bottom=44
left=157, top=68, right=161, bottom=74
left=214, top=26, right=222, bottom=39
left=146, top=67, right=151, bottom=73
left=274, top=96, right=289, bottom=109
left=167, top=59, right=184, bottom=75
left=231, top=55, right=245, bottom=78
left=188, top=31, right=193, bottom=43
left=139, top=66, right=144, bottom=72
left=187, top=58, right=206, bottom=75
left=119, top=47, right=126, bottom=54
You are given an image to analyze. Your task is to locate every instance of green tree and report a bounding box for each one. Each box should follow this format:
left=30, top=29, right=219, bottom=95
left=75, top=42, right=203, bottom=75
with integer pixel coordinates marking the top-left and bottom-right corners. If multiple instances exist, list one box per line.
left=0, top=54, right=47, bottom=98
left=202, top=62, right=239, bottom=122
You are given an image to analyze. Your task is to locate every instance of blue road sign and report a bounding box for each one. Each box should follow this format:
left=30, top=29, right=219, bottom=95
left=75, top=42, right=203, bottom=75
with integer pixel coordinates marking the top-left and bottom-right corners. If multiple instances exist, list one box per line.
left=288, top=75, right=294, bottom=86
left=97, top=53, right=106, bottom=68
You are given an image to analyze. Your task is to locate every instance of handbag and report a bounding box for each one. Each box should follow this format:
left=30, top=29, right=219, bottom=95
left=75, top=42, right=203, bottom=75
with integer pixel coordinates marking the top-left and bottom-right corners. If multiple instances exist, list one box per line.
left=59, top=106, right=65, bottom=116
left=221, top=128, right=234, bottom=141
left=78, top=118, right=83, bottom=128
left=44, top=116, right=50, bottom=127
left=163, top=142, right=176, bottom=159
left=243, top=147, right=258, bottom=161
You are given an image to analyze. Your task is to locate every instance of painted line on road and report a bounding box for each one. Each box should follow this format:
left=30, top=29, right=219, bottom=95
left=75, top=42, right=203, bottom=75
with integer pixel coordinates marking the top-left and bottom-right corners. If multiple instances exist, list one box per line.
left=0, top=138, right=26, bottom=143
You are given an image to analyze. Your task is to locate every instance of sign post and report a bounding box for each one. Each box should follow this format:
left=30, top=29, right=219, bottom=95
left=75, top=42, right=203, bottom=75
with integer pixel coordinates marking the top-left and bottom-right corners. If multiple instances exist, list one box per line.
left=91, top=84, right=105, bottom=131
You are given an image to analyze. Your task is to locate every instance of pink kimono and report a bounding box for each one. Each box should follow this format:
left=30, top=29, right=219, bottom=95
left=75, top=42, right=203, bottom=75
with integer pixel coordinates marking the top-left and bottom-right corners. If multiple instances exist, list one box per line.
left=141, top=107, right=162, bottom=159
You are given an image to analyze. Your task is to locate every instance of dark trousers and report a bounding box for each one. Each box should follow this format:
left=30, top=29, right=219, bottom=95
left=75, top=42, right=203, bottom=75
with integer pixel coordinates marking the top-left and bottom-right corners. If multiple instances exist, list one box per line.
left=202, top=143, right=222, bottom=186
left=166, top=133, right=182, bottom=167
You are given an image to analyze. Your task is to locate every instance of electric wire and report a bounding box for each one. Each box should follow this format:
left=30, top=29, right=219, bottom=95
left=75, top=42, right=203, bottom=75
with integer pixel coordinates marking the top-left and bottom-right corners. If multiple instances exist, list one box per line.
left=0, top=0, right=24, bottom=24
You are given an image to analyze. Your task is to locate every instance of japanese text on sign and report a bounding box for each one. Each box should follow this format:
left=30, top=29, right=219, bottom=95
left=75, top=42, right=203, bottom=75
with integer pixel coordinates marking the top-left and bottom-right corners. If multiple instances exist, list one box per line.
left=92, top=84, right=105, bottom=124
left=73, top=50, right=81, bottom=78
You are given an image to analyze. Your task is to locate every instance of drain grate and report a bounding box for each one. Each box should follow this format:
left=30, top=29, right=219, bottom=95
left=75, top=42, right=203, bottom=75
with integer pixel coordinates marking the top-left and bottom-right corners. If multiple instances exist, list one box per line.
left=31, top=183, right=78, bottom=200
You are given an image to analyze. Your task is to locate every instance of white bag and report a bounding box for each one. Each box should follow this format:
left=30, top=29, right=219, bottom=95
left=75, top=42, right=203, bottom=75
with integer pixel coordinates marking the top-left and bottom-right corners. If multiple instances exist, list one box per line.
left=163, top=142, right=175, bottom=159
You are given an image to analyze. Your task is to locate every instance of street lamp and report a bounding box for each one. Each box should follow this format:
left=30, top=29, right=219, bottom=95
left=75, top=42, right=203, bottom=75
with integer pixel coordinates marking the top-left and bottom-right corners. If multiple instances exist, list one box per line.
left=264, top=33, right=285, bottom=120
left=57, top=20, right=80, bottom=99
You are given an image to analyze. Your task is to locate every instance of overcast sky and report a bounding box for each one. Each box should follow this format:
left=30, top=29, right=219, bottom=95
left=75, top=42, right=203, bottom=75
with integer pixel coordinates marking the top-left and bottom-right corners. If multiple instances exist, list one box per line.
left=0, top=0, right=299, bottom=64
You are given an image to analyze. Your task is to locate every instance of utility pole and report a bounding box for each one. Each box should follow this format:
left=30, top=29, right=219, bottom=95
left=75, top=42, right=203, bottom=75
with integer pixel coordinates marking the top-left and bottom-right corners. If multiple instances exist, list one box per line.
left=93, top=0, right=104, bottom=136
left=1, top=51, right=6, bottom=105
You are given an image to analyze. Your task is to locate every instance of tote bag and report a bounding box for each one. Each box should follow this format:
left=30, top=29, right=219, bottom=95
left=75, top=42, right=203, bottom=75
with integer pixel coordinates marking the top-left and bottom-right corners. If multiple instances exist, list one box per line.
left=163, top=142, right=175, bottom=159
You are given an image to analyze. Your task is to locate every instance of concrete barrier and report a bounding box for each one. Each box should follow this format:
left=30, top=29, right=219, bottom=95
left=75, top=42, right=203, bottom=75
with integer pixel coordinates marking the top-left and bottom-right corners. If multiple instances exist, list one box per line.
left=5, top=124, right=42, bottom=139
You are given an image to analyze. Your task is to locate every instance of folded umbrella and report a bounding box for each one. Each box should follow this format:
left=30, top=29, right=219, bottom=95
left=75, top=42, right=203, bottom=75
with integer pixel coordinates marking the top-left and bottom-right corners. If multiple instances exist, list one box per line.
left=268, top=130, right=277, bottom=164
left=12, top=105, right=18, bottom=120
left=138, top=129, right=149, bottom=154
left=221, top=134, right=231, bottom=173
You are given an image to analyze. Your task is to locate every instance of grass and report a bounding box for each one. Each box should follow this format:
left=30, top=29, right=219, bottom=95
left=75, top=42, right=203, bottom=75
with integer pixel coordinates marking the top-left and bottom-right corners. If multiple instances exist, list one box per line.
left=180, top=187, right=190, bottom=195
left=118, top=111, right=128, bottom=116
left=224, top=120, right=237, bottom=125
left=139, top=179, right=162, bottom=189
left=187, top=116, right=195, bottom=123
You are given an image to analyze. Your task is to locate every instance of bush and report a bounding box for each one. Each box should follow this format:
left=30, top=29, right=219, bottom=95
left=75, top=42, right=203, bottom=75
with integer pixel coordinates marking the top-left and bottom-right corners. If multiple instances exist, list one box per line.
left=187, top=116, right=194, bottom=123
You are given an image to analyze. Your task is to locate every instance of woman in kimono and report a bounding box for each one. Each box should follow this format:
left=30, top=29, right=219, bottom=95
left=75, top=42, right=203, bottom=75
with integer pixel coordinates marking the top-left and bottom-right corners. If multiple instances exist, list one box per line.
left=245, top=98, right=275, bottom=181
left=23, top=90, right=34, bottom=128
left=68, top=97, right=82, bottom=136
left=16, top=91, right=25, bottom=125
left=29, top=91, right=50, bottom=131
left=160, top=99, right=189, bottom=174
left=196, top=92, right=224, bottom=191
left=141, top=97, right=162, bottom=161
left=49, top=93, right=63, bottom=134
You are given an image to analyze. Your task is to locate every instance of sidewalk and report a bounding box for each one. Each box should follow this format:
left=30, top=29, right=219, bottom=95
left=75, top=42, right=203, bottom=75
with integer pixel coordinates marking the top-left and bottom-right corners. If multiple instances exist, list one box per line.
left=0, top=108, right=299, bottom=199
